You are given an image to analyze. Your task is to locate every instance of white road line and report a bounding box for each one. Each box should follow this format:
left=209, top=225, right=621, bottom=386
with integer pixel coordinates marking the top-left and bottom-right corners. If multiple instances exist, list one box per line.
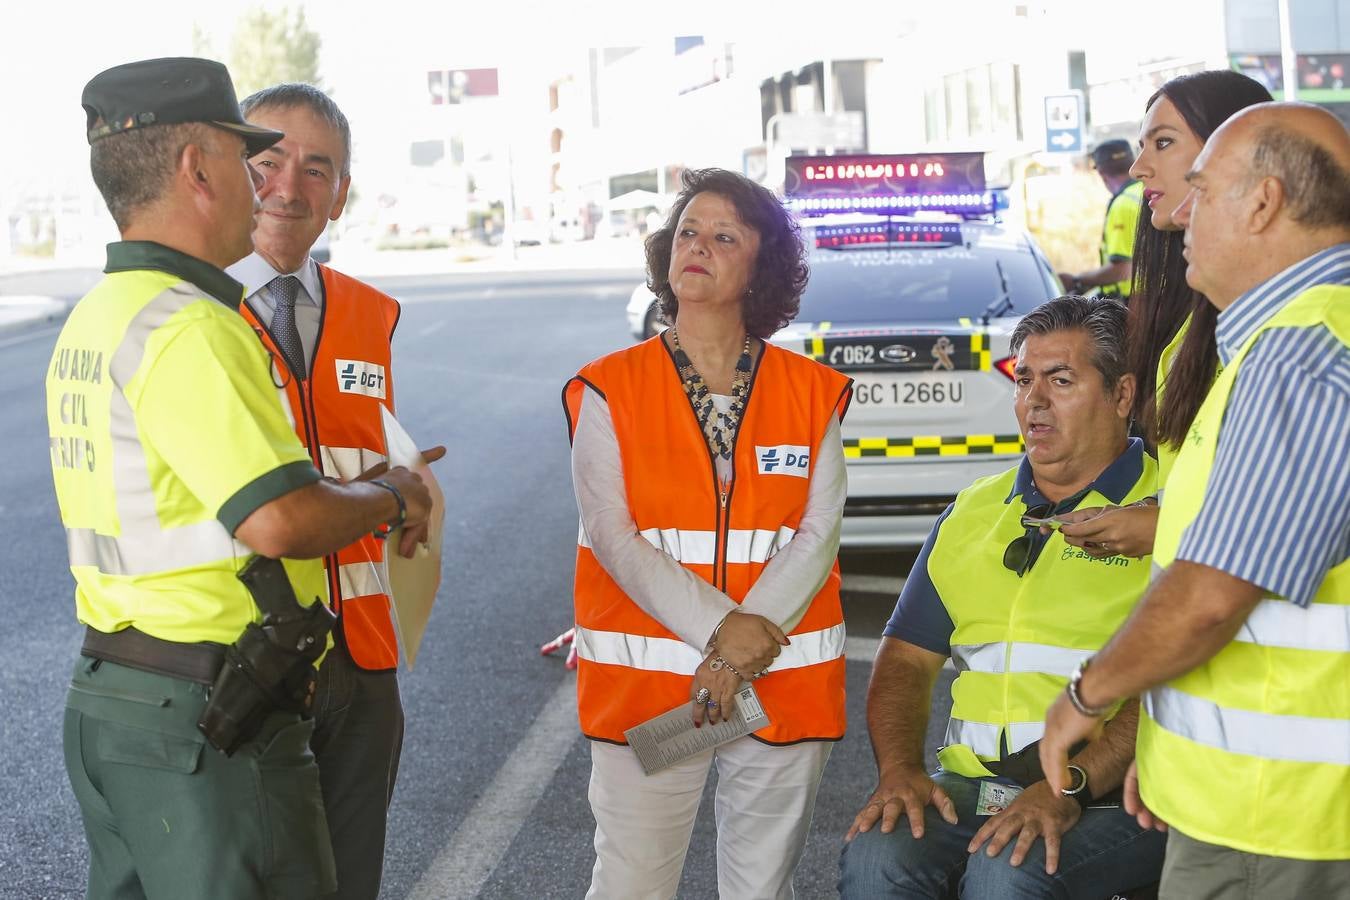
left=841, top=574, right=905, bottom=597
left=407, top=675, right=580, bottom=900
left=418, top=320, right=448, bottom=337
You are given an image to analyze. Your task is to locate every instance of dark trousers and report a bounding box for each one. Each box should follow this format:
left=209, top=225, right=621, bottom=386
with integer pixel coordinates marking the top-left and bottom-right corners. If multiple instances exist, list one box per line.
left=311, top=638, right=404, bottom=900
left=64, top=657, right=335, bottom=899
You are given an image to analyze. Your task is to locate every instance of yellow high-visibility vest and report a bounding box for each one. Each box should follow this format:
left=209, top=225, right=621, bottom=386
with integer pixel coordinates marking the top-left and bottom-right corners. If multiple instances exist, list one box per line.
left=925, top=448, right=1156, bottom=777
left=46, top=241, right=326, bottom=645
left=1138, top=283, right=1350, bottom=860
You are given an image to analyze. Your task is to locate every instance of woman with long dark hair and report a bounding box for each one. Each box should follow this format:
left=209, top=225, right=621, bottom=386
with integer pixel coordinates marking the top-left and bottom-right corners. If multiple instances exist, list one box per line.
left=1056, top=70, right=1272, bottom=559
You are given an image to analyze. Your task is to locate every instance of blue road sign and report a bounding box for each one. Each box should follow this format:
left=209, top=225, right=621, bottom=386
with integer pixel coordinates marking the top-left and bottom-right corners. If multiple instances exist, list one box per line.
left=1044, top=93, right=1084, bottom=154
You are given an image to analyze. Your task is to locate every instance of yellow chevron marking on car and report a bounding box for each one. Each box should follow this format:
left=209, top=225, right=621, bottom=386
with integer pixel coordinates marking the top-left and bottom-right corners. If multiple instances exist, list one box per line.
left=842, top=433, right=1024, bottom=458
left=808, top=320, right=832, bottom=360
left=969, top=332, right=991, bottom=371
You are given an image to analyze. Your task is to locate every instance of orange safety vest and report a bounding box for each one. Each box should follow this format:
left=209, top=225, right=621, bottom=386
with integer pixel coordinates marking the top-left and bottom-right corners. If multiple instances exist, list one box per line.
left=564, top=337, right=853, bottom=744
left=241, top=264, right=401, bottom=670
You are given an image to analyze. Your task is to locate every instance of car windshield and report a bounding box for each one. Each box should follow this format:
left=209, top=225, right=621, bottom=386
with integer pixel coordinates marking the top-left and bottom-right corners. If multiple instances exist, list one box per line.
left=798, top=227, right=1051, bottom=324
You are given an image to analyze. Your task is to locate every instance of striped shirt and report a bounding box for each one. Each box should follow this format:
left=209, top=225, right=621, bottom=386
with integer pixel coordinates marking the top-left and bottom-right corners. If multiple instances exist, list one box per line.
left=1176, top=244, right=1350, bottom=607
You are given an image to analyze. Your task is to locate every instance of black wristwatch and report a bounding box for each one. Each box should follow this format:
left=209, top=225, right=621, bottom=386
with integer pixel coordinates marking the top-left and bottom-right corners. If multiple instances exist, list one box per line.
left=1060, top=764, right=1092, bottom=810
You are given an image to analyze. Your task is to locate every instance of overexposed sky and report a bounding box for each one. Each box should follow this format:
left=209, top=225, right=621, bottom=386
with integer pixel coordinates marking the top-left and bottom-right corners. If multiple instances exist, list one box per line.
left=0, top=0, right=1225, bottom=196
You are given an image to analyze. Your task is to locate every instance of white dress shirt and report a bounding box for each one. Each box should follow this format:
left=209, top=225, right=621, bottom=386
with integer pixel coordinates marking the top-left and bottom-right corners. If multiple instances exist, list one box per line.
left=226, top=252, right=324, bottom=371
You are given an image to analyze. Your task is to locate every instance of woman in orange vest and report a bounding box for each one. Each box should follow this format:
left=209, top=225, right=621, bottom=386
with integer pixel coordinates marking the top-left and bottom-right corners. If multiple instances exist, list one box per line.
left=565, top=168, right=852, bottom=899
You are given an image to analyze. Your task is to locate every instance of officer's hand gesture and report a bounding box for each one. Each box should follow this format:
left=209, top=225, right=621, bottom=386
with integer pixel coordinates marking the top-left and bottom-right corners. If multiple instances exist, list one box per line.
left=377, top=465, right=433, bottom=554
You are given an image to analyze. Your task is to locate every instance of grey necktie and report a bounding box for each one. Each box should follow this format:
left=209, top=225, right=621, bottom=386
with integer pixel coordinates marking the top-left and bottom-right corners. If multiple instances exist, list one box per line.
left=267, top=275, right=306, bottom=377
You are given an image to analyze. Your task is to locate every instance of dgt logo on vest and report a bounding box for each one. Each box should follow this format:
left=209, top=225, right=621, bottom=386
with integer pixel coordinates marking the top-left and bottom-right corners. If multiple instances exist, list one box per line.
left=757, top=444, right=811, bottom=478
left=335, top=359, right=387, bottom=399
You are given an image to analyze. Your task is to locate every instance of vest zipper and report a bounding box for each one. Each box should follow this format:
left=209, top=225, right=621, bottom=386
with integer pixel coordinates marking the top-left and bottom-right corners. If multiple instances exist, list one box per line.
left=716, top=344, right=763, bottom=591
left=661, top=336, right=765, bottom=594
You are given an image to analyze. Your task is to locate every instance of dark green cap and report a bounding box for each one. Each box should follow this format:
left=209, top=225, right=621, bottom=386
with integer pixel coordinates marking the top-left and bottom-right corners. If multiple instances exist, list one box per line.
left=82, top=57, right=283, bottom=156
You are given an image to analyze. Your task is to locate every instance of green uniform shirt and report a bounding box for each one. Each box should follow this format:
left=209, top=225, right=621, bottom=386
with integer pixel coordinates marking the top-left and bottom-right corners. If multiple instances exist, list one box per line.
left=1100, top=180, right=1143, bottom=298
left=46, top=241, right=325, bottom=645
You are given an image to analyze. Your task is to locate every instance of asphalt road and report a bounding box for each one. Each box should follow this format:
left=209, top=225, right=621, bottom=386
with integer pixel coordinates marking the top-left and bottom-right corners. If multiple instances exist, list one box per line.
left=0, top=268, right=950, bottom=899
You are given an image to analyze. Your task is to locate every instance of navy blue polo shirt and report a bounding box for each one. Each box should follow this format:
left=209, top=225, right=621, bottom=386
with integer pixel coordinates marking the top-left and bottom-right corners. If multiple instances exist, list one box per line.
left=884, top=438, right=1148, bottom=655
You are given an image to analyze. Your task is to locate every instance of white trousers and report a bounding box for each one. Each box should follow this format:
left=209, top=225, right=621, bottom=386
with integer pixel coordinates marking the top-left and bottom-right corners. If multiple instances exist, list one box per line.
left=585, top=735, right=833, bottom=900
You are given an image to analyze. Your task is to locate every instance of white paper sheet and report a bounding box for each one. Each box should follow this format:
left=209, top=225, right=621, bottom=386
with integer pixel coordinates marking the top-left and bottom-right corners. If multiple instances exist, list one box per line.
left=380, top=406, right=444, bottom=669
left=624, top=684, right=771, bottom=775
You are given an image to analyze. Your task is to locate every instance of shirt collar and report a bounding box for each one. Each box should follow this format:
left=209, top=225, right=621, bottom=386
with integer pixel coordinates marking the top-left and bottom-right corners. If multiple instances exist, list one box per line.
left=1216, top=243, right=1350, bottom=366
left=1007, top=437, right=1145, bottom=509
left=225, top=251, right=323, bottom=307
left=105, top=241, right=244, bottom=309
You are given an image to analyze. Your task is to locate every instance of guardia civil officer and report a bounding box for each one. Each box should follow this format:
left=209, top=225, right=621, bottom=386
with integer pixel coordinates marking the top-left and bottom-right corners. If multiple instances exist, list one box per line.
left=1059, top=140, right=1144, bottom=300
left=48, top=57, right=431, bottom=899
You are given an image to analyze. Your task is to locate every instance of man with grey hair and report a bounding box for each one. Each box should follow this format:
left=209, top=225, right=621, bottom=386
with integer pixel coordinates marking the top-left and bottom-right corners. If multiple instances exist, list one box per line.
left=226, top=82, right=439, bottom=900
left=840, top=295, right=1165, bottom=898
left=1041, top=103, right=1350, bottom=898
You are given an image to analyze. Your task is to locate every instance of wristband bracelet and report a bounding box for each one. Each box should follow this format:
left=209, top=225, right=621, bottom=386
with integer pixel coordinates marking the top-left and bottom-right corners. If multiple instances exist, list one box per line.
left=369, top=479, right=406, bottom=539
left=1060, top=764, right=1092, bottom=809
left=1066, top=657, right=1113, bottom=718
left=708, top=655, right=744, bottom=679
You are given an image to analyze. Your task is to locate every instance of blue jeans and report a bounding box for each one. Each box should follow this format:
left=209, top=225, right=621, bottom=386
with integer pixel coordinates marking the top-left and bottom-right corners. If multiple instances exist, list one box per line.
left=839, top=771, right=1165, bottom=899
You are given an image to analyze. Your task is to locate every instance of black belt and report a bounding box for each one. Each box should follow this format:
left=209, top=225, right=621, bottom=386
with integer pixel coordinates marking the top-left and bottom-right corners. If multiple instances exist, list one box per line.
left=81, top=626, right=226, bottom=686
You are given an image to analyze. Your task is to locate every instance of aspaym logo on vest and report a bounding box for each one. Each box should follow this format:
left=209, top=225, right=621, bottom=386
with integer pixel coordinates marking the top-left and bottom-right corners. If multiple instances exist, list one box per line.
left=757, top=444, right=811, bottom=478
left=335, top=359, right=387, bottom=399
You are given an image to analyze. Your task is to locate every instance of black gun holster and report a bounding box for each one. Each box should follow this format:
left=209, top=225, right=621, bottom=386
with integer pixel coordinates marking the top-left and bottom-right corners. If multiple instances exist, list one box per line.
left=197, top=556, right=336, bottom=756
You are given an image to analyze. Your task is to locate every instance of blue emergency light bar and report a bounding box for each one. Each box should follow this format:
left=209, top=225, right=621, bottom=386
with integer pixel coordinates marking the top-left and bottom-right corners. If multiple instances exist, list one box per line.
left=785, top=152, right=994, bottom=217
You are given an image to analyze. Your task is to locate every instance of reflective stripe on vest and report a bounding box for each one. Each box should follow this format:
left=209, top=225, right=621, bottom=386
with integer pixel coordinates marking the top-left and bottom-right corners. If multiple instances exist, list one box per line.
left=1138, top=283, right=1350, bottom=860
left=242, top=265, right=402, bottom=669
left=1143, top=686, right=1350, bottom=767
left=577, top=523, right=797, bottom=566
left=574, top=623, right=845, bottom=675
left=566, top=338, right=852, bottom=744
left=951, top=642, right=1094, bottom=678
left=944, top=719, right=1045, bottom=759
left=339, top=561, right=389, bottom=600
left=320, top=445, right=388, bottom=480
left=928, top=447, right=1156, bottom=778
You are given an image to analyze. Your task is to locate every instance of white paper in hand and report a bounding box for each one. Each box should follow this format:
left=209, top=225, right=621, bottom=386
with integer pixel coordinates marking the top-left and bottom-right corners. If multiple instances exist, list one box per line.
left=380, top=406, right=444, bottom=670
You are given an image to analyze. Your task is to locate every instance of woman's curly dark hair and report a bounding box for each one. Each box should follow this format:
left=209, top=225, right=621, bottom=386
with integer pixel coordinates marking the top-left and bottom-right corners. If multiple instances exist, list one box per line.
left=644, top=168, right=808, bottom=339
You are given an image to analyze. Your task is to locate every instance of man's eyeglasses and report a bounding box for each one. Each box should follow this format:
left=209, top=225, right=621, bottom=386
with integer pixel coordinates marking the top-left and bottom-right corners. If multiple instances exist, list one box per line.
left=1003, top=503, right=1052, bottom=577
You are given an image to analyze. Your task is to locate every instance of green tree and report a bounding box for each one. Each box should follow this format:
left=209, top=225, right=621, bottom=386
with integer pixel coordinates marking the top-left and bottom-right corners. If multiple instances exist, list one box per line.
left=227, top=5, right=322, bottom=97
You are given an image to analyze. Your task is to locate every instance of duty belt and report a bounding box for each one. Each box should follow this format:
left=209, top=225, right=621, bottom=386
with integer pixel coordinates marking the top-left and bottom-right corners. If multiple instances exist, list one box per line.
left=81, top=626, right=226, bottom=685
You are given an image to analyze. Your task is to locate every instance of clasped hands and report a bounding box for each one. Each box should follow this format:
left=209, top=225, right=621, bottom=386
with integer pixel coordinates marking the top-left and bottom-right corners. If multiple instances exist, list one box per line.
left=689, top=611, right=787, bottom=727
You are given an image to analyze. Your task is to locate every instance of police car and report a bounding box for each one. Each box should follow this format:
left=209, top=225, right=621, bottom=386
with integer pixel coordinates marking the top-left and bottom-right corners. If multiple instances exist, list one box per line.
left=626, top=153, right=1062, bottom=547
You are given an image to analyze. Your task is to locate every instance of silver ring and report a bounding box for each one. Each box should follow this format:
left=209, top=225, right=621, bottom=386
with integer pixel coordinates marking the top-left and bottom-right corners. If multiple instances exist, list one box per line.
left=707, top=701, right=719, bottom=709
left=695, top=687, right=711, bottom=705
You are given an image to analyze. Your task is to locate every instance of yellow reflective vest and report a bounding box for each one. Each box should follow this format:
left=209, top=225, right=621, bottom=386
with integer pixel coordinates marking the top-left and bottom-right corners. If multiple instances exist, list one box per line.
left=46, top=241, right=327, bottom=646
left=925, top=445, right=1157, bottom=777
left=1100, top=180, right=1143, bottom=299
left=1138, top=283, right=1350, bottom=860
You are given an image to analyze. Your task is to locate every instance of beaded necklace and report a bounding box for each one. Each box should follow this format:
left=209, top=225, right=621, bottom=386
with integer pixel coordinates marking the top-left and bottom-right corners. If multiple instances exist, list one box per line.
left=670, top=328, right=753, bottom=460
